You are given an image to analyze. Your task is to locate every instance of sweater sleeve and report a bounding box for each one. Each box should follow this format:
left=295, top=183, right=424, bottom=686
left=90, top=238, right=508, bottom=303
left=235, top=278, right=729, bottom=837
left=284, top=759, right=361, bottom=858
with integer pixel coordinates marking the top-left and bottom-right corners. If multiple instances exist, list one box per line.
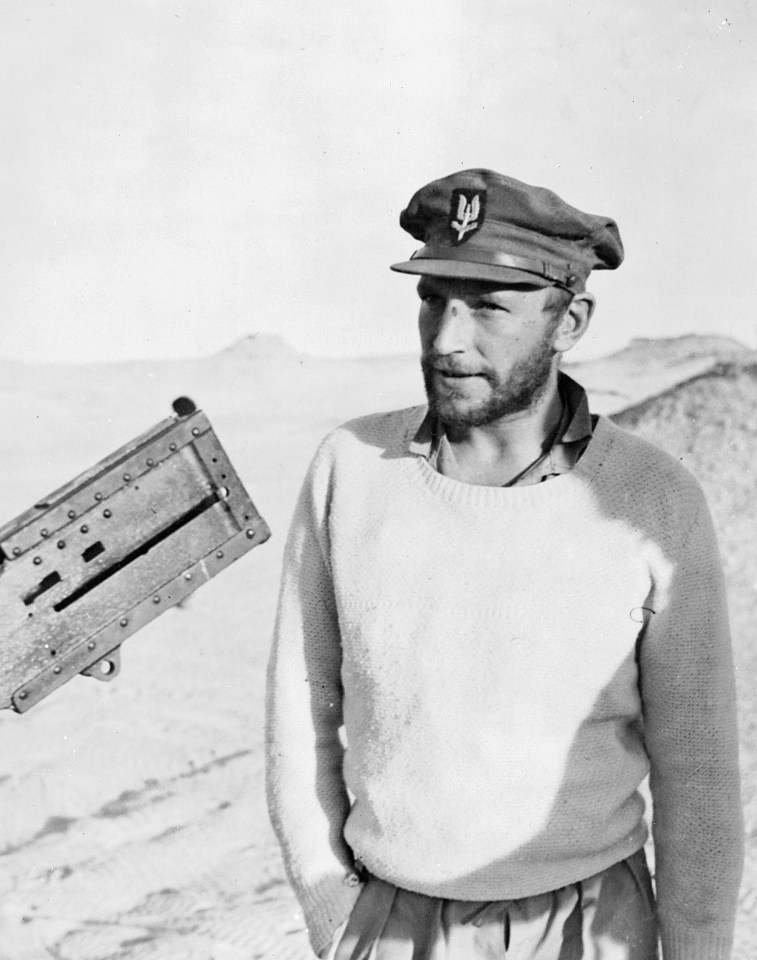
left=265, top=438, right=362, bottom=956
left=640, top=491, right=744, bottom=960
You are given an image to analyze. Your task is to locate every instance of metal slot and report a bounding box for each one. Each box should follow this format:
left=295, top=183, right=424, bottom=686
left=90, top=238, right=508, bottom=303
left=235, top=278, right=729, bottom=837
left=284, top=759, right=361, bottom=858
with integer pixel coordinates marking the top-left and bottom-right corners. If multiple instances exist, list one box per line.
left=23, top=572, right=62, bottom=607
left=53, top=492, right=222, bottom=614
left=82, top=541, right=105, bottom=563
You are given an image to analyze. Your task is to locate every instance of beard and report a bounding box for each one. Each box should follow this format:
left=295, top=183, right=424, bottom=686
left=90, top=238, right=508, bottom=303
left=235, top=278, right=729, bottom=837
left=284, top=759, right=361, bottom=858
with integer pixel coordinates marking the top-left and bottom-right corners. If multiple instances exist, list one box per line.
left=421, top=336, right=556, bottom=428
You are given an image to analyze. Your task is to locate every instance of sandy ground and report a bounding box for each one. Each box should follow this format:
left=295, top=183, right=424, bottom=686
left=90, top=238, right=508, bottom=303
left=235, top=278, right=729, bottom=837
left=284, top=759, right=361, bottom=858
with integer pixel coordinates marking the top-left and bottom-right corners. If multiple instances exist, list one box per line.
left=0, top=335, right=754, bottom=960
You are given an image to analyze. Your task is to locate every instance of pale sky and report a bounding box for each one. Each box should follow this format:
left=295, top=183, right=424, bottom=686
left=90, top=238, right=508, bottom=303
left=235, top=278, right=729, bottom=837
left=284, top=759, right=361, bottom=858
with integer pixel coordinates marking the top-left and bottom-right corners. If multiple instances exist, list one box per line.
left=1, top=0, right=755, bottom=364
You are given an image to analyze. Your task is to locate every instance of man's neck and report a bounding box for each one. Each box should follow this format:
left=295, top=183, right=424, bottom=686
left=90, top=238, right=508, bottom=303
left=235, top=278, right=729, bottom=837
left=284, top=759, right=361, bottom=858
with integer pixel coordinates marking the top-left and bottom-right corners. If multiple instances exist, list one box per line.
left=441, top=373, right=564, bottom=487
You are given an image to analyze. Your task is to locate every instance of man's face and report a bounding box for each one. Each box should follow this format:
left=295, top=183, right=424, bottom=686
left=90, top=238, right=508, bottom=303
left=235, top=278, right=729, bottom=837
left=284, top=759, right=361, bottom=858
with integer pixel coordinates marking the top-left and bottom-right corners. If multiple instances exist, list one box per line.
left=417, top=275, right=565, bottom=428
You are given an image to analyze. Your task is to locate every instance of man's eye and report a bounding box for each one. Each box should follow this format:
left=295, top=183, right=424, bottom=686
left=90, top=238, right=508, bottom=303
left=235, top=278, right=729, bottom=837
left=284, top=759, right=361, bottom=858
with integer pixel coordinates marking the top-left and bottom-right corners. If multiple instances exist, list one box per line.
left=420, top=294, right=443, bottom=307
left=475, top=300, right=507, bottom=312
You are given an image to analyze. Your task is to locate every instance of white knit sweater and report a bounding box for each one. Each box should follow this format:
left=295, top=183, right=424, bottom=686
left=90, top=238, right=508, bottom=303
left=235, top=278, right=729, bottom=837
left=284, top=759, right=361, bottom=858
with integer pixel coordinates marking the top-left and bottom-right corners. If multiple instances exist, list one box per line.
left=265, top=409, right=743, bottom=960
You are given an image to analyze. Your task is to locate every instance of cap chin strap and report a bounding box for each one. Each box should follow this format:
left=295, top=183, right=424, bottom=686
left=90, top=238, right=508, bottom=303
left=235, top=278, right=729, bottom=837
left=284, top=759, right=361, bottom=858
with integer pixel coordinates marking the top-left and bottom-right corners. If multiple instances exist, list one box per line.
left=410, top=245, right=579, bottom=290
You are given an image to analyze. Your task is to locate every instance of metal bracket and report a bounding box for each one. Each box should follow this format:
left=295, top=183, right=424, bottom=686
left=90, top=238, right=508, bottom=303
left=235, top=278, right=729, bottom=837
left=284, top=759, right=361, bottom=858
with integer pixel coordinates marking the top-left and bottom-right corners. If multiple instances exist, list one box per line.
left=0, top=398, right=270, bottom=712
left=80, top=646, right=121, bottom=681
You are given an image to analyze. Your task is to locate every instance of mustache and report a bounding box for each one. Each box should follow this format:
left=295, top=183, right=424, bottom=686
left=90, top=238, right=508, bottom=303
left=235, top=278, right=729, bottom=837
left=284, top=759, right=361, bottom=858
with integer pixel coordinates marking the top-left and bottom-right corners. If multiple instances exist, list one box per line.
left=421, top=357, right=488, bottom=378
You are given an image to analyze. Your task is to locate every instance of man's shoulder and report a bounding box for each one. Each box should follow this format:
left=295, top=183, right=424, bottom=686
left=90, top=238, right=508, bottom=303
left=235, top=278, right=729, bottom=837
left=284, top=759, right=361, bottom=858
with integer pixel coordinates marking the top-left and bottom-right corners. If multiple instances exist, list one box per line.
left=596, top=416, right=708, bottom=508
left=599, top=416, right=697, bottom=476
left=320, top=405, right=427, bottom=459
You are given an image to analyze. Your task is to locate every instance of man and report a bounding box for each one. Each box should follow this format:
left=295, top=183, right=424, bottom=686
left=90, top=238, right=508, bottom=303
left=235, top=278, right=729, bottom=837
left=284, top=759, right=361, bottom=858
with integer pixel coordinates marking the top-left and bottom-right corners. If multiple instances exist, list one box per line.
left=265, top=170, right=743, bottom=960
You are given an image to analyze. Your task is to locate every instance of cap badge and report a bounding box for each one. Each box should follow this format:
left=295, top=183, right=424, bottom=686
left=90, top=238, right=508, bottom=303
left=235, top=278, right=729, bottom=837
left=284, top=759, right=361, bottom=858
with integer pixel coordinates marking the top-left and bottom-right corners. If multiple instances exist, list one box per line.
left=449, top=189, right=486, bottom=244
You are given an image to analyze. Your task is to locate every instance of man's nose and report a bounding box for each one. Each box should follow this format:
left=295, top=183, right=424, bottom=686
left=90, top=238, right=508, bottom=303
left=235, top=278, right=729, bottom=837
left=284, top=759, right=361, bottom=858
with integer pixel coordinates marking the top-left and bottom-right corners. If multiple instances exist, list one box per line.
left=431, top=300, right=471, bottom=354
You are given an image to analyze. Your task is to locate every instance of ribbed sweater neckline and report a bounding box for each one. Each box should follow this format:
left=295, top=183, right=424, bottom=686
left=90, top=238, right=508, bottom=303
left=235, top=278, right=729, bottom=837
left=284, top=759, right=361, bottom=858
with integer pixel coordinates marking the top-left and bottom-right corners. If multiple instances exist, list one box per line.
left=403, top=415, right=615, bottom=511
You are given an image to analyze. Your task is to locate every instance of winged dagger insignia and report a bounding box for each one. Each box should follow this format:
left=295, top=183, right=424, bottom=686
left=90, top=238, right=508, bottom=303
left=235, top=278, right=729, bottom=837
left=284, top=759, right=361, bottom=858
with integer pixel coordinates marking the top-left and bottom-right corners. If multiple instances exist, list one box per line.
left=449, top=189, right=486, bottom=244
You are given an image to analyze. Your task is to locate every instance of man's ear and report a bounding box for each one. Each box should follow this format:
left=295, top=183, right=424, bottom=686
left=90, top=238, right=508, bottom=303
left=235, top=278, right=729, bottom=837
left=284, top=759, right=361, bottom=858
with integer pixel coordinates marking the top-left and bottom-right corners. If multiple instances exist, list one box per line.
left=552, top=292, right=596, bottom=355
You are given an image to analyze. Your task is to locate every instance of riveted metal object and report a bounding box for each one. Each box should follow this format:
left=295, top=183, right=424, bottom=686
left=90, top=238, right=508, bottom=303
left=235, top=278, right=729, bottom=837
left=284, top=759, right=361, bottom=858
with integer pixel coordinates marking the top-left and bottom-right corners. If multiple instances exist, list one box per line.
left=0, top=397, right=271, bottom=712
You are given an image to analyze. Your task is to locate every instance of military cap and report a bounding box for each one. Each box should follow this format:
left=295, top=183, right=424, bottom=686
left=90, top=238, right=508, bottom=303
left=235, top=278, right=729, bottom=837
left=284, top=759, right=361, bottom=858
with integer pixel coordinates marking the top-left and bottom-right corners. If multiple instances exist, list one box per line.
left=390, top=168, right=623, bottom=291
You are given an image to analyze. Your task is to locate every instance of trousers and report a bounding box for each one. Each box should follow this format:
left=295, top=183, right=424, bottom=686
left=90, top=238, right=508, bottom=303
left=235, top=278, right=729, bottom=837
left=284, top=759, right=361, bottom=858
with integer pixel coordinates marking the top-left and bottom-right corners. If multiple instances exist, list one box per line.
left=325, top=849, right=658, bottom=960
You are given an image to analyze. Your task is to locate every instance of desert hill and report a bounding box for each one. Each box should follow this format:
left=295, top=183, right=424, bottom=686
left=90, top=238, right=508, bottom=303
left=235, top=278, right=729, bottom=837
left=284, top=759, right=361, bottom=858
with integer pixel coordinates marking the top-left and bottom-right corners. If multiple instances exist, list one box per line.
left=0, top=335, right=754, bottom=959
left=568, top=333, right=757, bottom=414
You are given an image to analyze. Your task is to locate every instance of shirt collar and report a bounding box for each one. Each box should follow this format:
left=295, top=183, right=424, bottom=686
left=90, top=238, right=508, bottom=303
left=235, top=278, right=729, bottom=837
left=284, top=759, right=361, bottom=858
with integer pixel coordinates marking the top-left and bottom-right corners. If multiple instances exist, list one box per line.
left=557, top=370, right=592, bottom=444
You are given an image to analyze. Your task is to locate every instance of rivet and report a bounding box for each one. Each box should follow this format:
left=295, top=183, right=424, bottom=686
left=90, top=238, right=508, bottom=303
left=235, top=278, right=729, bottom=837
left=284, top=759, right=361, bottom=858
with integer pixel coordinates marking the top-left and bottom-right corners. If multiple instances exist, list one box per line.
left=123, top=473, right=131, bottom=482
left=33, top=556, right=42, bottom=565
left=53, top=666, right=62, bottom=675
left=119, top=618, right=128, bottom=627
left=246, top=528, right=255, bottom=539
left=216, top=550, right=224, bottom=559
left=103, top=509, right=112, bottom=519
left=80, top=525, right=89, bottom=534
left=184, top=572, right=192, bottom=581
left=67, top=509, right=76, bottom=519
left=41, top=529, right=49, bottom=538
left=87, top=641, right=96, bottom=650
left=94, top=492, right=103, bottom=502
left=191, top=427, right=200, bottom=437
left=146, top=458, right=154, bottom=467
left=18, top=691, right=28, bottom=700
left=12, top=547, right=21, bottom=557
left=57, top=540, right=66, bottom=549
left=153, top=595, right=161, bottom=604
left=169, top=442, right=177, bottom=451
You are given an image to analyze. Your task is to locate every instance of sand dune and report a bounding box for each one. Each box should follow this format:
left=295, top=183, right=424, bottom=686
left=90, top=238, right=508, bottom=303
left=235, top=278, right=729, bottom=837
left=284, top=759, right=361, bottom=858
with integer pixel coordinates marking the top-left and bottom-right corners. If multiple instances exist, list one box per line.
left=0, top=335, right=754, bottom=959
